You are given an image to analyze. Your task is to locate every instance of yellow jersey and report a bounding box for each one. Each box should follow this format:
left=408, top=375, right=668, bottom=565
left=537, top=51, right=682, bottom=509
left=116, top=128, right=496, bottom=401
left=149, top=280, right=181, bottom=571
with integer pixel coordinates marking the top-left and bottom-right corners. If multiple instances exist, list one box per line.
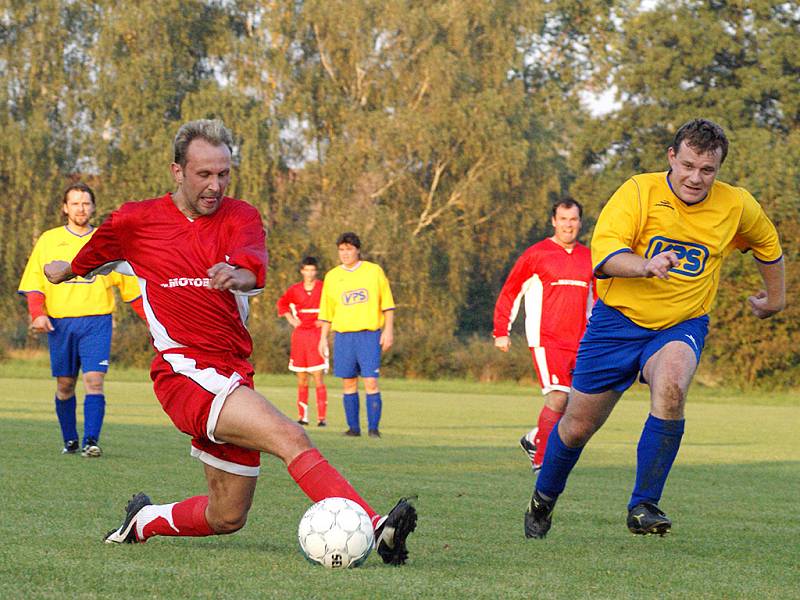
left=592, top=172, right=782, bottom=329
left=318, top=261, right=395, bottom=332
left=18, top=225, right=141, bottom=318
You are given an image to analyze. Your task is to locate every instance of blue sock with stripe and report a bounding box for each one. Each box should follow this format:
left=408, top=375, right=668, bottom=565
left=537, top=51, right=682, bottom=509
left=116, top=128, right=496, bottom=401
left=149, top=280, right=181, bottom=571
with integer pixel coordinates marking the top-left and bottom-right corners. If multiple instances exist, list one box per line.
left=629, top=414, right=684, bottom=510
left=536, top=425, right=584, bottom=501
left=343, top=392, right=360, bottom=432
left=366, top=392, right=382, bottom=431
left=55, top=395, right=78, bottom=444
left=83, top=394, right=106, bottom=444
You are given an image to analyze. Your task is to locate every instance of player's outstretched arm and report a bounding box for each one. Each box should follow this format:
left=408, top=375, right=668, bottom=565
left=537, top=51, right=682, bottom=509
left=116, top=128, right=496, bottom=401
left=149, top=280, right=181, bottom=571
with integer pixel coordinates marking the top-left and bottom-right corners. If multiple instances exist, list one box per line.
left=600, top=251, right=679, bottom=280
left=748, top=258, right=785, bottom=319
left=44, top=260, right=76, bottom=284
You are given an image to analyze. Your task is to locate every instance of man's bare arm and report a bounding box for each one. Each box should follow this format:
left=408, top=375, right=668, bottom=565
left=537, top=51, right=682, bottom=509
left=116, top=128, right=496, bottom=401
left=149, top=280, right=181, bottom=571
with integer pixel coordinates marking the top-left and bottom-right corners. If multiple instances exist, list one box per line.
left=318, top=321, right=331, bottom=359
left=600, top=250, right=680, bottom=280
left=748, top=258, right=785, bottom=319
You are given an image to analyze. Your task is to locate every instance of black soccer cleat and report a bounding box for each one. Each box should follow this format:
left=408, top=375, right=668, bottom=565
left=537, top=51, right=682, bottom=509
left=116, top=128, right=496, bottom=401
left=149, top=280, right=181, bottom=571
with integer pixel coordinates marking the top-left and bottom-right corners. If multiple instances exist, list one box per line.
left=82, top=438, right=102, bottom=457
left=375, top=498, right=418, bottom=565
left=103, top=492, right=152, bottom=544
left=519, top=431, right=541, bottom=472
left=62, top=440, right=80, bottom=455
left=343, top=429, right=361, bottom=437
left=627, top=502, right=672, bottom=536
left=524, top=489, right=555, bottom=539
left=368, top=429, right=381, bottom=438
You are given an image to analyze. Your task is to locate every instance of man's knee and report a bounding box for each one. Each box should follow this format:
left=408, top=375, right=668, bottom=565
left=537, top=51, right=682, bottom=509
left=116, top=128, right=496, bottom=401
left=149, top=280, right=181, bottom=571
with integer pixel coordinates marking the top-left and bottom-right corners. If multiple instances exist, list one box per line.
left=653, top=381, right=687, bottom=419
left=56, top=377, right=76, bottom=398
left=288, top=420, right=312, bottom=446
left=558, top=413, right=598, bottom=447
left=363, top=378, right=379, bottom=394
left=544, top=391, right=568, bottom=412
left=279, top=421, right=314, bottom=462
left=83, top=372, right=105, bottom=394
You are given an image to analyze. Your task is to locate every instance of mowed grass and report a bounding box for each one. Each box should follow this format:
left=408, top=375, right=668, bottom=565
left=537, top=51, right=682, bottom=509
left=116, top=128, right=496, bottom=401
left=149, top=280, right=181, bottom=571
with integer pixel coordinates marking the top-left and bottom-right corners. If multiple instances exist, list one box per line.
left=0, top=366, right=798, bottom=600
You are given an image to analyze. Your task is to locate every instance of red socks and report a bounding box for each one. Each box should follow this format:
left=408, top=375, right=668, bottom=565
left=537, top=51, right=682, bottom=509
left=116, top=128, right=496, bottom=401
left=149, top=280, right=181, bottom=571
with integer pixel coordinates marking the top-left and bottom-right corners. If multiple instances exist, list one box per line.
left=138, top=495, right=214, bottom=541
left=534, top=406, right=564, bottom=465
left=297, top=386, right=309, bottom=421
left=288, top=448, right=376, bottom=521
left=299, top=385, right=327, bottom=422
left=135, top=450, right=379, bottom=541
left=316, top=385, right=327, bottom=421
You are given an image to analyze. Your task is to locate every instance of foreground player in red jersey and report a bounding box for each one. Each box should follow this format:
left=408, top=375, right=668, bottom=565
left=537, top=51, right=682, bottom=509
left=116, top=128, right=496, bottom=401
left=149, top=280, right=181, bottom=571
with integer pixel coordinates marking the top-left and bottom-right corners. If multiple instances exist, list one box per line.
left=493, top=198, right=594, bottom=472
left=276, top=256, right=328, bottom=427
left=43, top=119, right=416, bottom=564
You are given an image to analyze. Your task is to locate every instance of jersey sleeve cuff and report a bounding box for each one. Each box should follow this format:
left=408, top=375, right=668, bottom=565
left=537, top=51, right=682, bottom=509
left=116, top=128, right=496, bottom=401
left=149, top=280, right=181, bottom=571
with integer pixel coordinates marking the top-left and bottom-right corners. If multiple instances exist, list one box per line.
left=754, top=253, right=783, bottom=265
left=593, top=248, right=633, bottom=279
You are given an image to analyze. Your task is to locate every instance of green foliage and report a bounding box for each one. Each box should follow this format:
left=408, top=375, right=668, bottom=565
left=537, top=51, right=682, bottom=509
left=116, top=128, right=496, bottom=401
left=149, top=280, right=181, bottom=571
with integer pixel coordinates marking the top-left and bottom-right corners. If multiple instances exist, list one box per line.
left=1, top=1, right=797, bottom=388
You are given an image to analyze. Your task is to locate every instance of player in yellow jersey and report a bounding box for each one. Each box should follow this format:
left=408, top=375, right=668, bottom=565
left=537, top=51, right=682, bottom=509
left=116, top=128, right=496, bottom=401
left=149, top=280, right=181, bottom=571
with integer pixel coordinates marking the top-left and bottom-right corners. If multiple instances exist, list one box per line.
left=18, top=183, right=145, bottom=457
left=525, top=119, right=785, bottom=539
left=318, top=232, right=395, bottom=437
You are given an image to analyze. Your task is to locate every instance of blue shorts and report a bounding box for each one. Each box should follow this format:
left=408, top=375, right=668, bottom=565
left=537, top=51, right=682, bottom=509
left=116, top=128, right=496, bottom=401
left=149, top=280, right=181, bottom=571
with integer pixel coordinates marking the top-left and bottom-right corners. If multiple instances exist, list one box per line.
left=48, top=314, right=113, bottom=377
left=572, top=300, right=709, bottom=394
left=333, top=330, right=382, bottom=379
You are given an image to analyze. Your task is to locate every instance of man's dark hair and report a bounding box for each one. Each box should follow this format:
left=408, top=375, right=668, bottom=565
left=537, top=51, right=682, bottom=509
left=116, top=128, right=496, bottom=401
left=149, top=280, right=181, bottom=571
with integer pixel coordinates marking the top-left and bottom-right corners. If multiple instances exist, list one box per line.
left=63, top=182, right=96, bottom=206
left=551, top=196, right=583, bottom=219
left=300, top=256, right=319, bottom=269
left=670, top=118, right=729, bottom=164
left=336, top=232, right=361, bottom=249
left=173, top=119, right=234, bottom=168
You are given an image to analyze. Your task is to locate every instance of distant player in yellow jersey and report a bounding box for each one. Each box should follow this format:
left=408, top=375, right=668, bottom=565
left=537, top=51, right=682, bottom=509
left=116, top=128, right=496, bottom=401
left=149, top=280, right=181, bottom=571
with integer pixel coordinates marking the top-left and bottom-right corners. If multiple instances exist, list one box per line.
left=18, top=183, right=145, bottom=457
left=525, top=119, right=785, bottom=539
left=318, top=232, right=395, bottom=438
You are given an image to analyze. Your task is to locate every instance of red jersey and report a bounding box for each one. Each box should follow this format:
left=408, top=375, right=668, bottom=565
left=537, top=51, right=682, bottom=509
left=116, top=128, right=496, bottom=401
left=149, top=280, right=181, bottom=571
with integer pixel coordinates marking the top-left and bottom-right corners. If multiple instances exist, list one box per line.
left=493, top=238, right=594, bottom=351
left=71, top=193, right=267, bottom=358
left=276, top=280, right=323, bottom=329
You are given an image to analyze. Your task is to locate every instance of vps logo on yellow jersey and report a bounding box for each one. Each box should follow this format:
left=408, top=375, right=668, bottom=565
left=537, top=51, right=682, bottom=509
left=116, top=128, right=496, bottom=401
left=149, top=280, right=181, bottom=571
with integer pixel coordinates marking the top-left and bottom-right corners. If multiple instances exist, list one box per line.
left=342, top=288, right=368, bottom=305
left=645, top=236, right=709, bottom=277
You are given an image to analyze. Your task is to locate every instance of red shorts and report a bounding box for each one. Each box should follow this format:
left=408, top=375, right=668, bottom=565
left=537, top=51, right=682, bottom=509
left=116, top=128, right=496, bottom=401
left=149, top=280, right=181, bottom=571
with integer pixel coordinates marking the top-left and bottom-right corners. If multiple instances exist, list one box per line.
left=530, top=346, right=577, bottom=394
left=289, top=326, right=328, bottom=372
left=151, top=350, right=261, bottom=477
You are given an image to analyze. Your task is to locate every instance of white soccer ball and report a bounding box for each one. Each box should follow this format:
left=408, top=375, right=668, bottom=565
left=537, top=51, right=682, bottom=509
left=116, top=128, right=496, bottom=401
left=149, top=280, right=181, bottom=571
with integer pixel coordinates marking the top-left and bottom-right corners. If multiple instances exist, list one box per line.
left=298, top=497, right=375, bottom=568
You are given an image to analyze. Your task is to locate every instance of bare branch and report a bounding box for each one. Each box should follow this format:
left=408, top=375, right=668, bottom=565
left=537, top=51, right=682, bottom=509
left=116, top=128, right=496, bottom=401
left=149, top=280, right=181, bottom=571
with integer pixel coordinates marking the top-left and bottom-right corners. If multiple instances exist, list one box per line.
left=313, top=23, right=338, bottom=86
left=411, top=155, right=490, bottom=237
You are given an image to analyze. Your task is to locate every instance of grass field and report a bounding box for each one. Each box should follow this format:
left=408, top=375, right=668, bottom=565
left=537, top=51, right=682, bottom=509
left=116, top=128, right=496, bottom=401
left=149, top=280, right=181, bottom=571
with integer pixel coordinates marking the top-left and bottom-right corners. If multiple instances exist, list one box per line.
left=1, top=360, right=798, bottom=599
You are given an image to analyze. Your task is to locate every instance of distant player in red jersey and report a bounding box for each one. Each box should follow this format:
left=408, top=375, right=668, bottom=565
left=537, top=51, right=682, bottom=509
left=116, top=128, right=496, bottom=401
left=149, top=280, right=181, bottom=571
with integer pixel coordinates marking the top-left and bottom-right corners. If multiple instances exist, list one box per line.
left=276, top=256, right=328, bottom=427
left=493, top=198, right=594, bottom=472
left=43, top=119, right=416, bottom=564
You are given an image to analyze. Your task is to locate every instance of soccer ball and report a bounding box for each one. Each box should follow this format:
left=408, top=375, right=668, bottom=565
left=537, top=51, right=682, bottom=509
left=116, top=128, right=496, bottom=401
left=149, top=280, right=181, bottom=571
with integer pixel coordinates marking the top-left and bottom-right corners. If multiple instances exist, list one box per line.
left=297, top=497, right=374, bottom=568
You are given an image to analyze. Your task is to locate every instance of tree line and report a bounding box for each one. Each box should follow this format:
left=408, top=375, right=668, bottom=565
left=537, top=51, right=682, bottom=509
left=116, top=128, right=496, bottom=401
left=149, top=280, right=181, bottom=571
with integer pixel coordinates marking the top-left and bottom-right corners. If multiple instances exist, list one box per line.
left=2, top=1, right=797, bottom=387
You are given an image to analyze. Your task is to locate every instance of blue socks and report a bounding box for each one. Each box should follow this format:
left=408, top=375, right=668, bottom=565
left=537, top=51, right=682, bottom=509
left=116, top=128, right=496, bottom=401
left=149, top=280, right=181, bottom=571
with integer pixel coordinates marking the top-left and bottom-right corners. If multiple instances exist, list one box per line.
left=83, top=394, right=106, bottom=444
left=535, top=414, right=685, bottom=509
left=343, top=392, right=360, bottom=432
left=536, top=426, right=584, bottom=500
left=55, top=395, right=78, bottom=444
left=629, top=414, right=684, bottom=509
left=366, top=392, right=382, bottom=431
